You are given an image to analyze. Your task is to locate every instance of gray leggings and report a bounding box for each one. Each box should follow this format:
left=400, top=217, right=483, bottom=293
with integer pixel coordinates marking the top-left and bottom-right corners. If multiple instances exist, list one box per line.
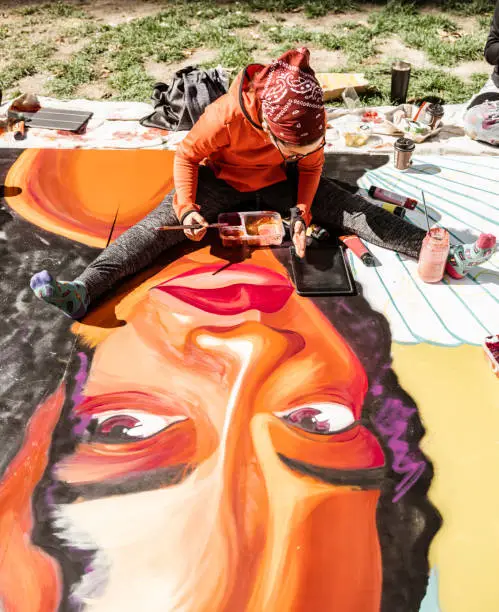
left=77, top=165, right=426, bottom=303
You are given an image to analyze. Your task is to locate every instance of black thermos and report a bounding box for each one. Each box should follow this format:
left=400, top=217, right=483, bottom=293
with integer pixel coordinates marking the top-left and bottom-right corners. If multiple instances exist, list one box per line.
left=391, top=61, right=411, bottom=104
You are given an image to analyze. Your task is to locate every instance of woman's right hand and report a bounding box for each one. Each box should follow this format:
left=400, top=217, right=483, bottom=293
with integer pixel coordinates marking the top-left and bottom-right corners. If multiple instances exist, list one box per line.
left=183, top=211, right=208, bottom=241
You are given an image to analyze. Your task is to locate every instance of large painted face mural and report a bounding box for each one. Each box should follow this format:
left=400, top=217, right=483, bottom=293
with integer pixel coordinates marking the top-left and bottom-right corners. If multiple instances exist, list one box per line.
left=0, top=149, right=497, bottom=612
left=51, top=251, right=388, bottom=612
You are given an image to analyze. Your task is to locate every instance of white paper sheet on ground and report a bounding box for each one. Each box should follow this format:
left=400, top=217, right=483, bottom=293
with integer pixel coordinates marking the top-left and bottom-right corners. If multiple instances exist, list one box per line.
left=0, top=99, right=497, bottom=155
left=355, top=155, right=499, bottom=346
left=325, top=103, right=499, bottom=157
left=372, top=163, right=498, bottom=236
left=0, top=119, right=168, bottom=150
left=362, top=166, right=499, bottom=266
left=1, top=96, right=154, bottom=120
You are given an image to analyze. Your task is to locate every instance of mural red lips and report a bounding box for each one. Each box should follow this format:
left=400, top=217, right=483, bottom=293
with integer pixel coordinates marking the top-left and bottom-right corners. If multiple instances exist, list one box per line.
left=155, top=263, right=294, bottom=315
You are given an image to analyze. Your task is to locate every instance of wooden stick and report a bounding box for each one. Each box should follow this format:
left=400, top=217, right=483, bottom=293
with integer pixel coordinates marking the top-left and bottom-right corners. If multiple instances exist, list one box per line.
left=153, top=223, right=230, bottom=231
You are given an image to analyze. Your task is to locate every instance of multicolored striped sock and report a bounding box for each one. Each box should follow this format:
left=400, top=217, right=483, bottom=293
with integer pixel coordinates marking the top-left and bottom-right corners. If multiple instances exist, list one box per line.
left=30, top=270, right=89, bottom=319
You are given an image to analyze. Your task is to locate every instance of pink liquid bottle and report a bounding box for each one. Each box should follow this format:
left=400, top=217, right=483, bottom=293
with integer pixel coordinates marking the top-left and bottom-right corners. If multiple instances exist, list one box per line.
left=418, top=227, right=450, bottom=283
left=417, top=191, right=450, bottom=283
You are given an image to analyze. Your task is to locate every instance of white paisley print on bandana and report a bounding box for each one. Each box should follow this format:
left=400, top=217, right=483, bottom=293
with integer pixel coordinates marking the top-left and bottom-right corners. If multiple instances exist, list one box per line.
left=261, top=58, right=324, bottom=137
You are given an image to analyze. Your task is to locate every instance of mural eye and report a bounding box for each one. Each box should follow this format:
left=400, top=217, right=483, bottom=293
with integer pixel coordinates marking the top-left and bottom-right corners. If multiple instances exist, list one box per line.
left=85, top=410, right=186, bottom=443
left=276, top=403, right=355, bottom=435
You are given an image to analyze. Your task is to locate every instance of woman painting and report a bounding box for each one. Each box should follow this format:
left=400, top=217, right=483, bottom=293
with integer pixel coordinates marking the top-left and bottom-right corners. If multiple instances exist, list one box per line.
left=29, top=48, right=493, bottom=319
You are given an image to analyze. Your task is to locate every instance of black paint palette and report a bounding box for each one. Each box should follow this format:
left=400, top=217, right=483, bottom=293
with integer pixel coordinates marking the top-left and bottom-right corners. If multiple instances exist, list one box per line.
left=290, top=244, right=356, bottom=296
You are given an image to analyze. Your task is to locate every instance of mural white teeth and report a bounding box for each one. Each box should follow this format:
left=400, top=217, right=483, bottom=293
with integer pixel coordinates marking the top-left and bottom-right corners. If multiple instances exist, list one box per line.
left=54, top=469, right=237, bottom=612
left=53, top=505, right=111, bottom=604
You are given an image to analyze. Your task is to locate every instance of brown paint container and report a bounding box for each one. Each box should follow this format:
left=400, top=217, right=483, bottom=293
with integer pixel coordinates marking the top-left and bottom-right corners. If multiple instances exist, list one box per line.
left=394, top=137, right=415, bottom=171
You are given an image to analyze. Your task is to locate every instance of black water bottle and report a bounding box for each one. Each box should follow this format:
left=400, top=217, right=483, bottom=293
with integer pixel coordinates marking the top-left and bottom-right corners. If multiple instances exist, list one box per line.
left=391, top=61, right=411, bottom=104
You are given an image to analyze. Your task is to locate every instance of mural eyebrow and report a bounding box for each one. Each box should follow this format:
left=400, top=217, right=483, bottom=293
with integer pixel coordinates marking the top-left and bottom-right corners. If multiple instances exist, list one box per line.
left=278, top=454, right=386, bottom=489
left=55, top=464, right=194, bottom=502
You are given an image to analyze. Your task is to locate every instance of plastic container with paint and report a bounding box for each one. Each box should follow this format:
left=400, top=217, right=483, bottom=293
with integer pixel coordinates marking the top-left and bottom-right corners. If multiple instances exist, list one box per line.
left=218, top=211, right=285, bottom=247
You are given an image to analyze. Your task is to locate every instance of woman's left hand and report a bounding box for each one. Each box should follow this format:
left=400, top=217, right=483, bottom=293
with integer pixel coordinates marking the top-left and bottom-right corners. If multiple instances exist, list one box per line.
left=292, top=221, right=307, bottom=258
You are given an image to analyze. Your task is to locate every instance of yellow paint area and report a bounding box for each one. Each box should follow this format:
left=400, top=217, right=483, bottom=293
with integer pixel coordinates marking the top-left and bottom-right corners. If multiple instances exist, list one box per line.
left=392, top=343, right=499, bottom=612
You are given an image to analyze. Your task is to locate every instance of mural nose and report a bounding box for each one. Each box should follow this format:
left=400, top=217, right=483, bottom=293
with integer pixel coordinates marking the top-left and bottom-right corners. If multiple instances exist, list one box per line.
left=189, top=322, right=305, bottom=605
left=190, top=319, right=305, bottom=446
left=190, top=318, right=305, bottom=487
left=190, top=321, right=383, bottom=611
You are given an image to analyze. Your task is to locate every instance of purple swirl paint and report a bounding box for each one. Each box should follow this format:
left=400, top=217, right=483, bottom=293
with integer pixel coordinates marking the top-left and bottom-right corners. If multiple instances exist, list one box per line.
left=374, top=397, right=426, bottom=503
left=71, top=352, right=90, bottom=436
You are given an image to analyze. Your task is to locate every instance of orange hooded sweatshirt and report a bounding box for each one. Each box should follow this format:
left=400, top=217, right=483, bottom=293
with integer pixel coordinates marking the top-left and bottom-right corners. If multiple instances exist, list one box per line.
left=173, top=64, right=324, bottom=225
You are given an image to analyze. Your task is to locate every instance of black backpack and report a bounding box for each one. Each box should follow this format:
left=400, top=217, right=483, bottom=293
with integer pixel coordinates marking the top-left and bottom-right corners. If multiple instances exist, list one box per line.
left=140, top=65, right=228, bottom=131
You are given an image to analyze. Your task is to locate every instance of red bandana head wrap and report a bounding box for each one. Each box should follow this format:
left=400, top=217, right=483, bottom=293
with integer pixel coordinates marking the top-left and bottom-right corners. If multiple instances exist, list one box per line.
left=253, top=47, right=325, bottom=146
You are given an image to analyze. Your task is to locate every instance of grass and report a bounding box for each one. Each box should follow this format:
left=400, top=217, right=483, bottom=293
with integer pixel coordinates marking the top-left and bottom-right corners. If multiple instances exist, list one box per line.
left=45, top=4, right=260, bottom=97
left=48, top=51, right=101, bottom=97
left=0, top=0, right=496, bottom=103
left=244, top=0, right=357, bottom=17
left=241, top=0, right=495, bottom=16
left=356, top=64, right=491, bottom=106
left=108, top=66, right=156, bottom=102
left=369, top=4, right=458, bottom=38
left=261, top=23, right=378, bottom=64
left=216, top=39, right=257, bottom=70
left=422, top=32, right=486, bottom=65
left=434, top=0, right=496, bottom=15
left=368, top=1, right=490, bottom=66
left=0, top=42, right=56, bottom=90
left=61, top=22, right=102, bottom=42
left=15, top=1, right=87, bottom=18
left=261, top=1, right=491, bottom=69
left=477, top=15, right=493, bottom=29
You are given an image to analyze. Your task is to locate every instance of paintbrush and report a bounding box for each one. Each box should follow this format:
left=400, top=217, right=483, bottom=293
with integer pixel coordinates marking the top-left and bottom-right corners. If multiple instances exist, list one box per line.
left=154, top=222, right=231, bottom=231
left=421, top=189, right=450, bottom=234
left=421, top=190, right=431, bottom=232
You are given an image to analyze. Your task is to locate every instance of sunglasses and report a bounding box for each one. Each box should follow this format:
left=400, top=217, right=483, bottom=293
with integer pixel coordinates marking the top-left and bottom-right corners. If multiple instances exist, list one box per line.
left=269, top=130, right=326, bottom=162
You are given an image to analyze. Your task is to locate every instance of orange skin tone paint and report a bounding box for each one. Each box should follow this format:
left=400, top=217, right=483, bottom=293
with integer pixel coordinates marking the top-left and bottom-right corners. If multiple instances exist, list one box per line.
left=0, top=388, right=64, bottom=612
left=1, top=150, right=386, bottom=611
left=6, top=149, right=175, bottom=248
